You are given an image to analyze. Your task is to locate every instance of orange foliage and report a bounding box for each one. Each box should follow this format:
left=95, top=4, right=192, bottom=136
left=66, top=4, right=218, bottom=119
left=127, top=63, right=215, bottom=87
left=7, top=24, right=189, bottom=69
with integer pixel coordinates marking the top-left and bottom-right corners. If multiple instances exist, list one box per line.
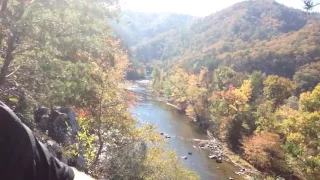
left=242, top=131, right=284, bottom=170
left=72, top=107, right=93, bottom=119
left=124, top=90, right=138, bottom=107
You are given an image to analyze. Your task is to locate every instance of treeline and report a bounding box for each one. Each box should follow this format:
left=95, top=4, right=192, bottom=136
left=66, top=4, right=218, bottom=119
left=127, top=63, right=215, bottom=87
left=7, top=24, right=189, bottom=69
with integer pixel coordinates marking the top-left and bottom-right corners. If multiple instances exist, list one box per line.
left=152, top=65, right=320, bottom=179
left=0, top=0, right=198, bottom=179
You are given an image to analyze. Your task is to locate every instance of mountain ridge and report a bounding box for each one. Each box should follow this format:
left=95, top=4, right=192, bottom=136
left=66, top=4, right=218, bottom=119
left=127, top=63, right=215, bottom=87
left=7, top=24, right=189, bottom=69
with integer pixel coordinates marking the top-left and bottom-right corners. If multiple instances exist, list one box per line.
left=110, top=11, right=197, bottom=47
left=130, top=0, right=320, bottom=76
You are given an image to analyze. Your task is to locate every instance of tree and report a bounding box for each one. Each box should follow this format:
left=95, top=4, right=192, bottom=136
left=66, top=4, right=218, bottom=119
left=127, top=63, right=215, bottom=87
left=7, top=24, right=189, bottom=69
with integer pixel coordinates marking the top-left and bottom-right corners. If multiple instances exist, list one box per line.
left=299, top=83, right=320, bottom=112
left=276, top=91, right=320, bottom=179
left=0, top=0, right=120, bottom=86
left=263, top=75, right=296, bottom=112
left=141, top=147, right=200, bottom=180
left=169, top=66, right=189, bottom=104
left=185, top=74, right=208, bottom=120
left=210, top=80, right=252, bottom=143
left=0, top=0, right=29, bottom=85
left=0, top=0, right=7, bottom=12
left=151, top=67, right=162, bottom=90
left=303, top=0, right=320, bottom=10
left=293, top=62, right=320, bottom=92
left=211, top=80, right=252, bottom=116
left=242, top=131, right=285, bottom=171
left=250, top=71, right=265, bottom=101
left=212, top=66, right=236, bottom=91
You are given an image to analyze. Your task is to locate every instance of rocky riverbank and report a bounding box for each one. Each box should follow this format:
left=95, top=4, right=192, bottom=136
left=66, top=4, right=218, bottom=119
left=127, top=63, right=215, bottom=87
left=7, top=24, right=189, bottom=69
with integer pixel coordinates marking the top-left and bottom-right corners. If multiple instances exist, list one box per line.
left=193, top=137, right=259, bottom=179
left=132, top=82, right=260, bottom=179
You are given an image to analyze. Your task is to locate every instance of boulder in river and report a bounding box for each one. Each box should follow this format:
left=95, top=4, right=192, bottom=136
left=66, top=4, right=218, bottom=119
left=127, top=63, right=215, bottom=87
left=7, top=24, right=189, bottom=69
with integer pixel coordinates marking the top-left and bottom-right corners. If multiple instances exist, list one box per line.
left=209, top=155, right=217, bottom=159
left=182, top=156, right=187, bottom=160
left=216, top=156, right=223, bottom=163
left=165, top=135, right=171, bottom=138
left=188, top=152, right=192, bottom=155
left=229, top=177, right=234, bottom=180
left=160, top=132, right=164, bottom=135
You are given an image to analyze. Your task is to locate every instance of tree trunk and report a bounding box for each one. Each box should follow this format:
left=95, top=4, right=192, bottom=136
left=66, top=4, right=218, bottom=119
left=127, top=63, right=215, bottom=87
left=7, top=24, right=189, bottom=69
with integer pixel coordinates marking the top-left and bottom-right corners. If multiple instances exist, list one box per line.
left=0, top=0, right=8, bottom=13
left=92, top=88, right=105, bottom=167
left=0, top=32, right=15, bottom=85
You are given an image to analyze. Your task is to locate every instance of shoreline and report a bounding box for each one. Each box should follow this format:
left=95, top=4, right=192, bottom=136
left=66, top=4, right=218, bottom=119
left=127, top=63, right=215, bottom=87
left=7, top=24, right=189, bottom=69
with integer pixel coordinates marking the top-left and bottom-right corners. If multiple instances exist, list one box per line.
left=129, top=81, right=260, bottom=179
left=150, top=92, right=260, bottom=179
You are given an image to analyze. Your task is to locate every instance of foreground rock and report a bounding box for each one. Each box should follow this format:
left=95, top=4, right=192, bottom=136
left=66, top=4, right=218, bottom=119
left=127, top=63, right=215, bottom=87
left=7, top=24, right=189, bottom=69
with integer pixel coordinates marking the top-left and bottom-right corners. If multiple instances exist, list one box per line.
left=34, top=106, right=79, bottom=144
left=34, top=106, right=86, bottom=170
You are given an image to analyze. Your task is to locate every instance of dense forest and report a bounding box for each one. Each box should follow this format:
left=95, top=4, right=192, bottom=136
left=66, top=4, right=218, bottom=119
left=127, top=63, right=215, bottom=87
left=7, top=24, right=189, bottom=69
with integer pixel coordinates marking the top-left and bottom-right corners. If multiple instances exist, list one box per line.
left=133, top=0, right=320, bottom=75
left=143, top=0, right=320, bottom=179
left=0, top=0, right=199, bottom=180
left=1, top=0, right=320, bottom=179
left=111, top=11, right=196, bottom=80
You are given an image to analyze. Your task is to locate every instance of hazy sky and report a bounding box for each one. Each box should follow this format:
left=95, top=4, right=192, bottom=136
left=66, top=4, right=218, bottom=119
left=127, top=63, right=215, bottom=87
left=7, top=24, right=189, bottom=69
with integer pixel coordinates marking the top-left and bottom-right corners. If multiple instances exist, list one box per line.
left=121, top=0, right=317, bottom=16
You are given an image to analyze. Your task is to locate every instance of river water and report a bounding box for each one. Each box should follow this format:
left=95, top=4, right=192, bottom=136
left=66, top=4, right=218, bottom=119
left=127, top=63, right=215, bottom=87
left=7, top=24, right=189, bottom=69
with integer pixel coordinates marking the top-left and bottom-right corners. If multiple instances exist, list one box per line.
left=129, top=84, right=245, bottom=180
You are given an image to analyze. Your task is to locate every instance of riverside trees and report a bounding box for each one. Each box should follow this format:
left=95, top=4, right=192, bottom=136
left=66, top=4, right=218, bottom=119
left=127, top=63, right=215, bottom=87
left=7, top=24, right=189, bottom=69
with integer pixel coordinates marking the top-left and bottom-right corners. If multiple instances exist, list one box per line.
left=0, top=0, right=198, bottom=179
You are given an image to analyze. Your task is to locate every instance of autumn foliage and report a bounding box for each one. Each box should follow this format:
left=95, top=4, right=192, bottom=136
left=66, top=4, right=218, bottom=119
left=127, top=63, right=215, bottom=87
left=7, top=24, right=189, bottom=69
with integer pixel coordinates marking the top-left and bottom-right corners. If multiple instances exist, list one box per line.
left=242, top=131, right=284, bottom=170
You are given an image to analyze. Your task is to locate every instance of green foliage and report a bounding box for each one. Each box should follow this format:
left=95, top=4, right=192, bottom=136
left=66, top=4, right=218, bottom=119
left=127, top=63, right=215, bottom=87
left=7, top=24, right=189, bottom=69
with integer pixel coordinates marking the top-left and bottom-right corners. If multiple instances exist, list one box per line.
left=142, top=147, right=200, bottom=180
left=294, top=62, right=320, bottom=92
left=212, top=66, right=236, bottom=91
left=126, top=60, right=146, bottom=80
left=0, top=0, right=198, bottom=179
left=250, top=71, right=265, bottom=101
left=299, top=83, right=320, bottom=112
left=263, top=75, right=296, bottom=112
left=255, top=100, right=279, bottom=132
left=8, top=97, right=19, bottom=103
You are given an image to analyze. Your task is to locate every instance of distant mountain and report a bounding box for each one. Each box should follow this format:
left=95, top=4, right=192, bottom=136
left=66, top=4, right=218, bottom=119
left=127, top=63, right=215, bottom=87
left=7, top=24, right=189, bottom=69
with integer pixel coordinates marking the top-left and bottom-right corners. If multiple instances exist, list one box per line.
left=110, top=11, right=196, bottom=47
left=131, top=0, right=320, bottom=77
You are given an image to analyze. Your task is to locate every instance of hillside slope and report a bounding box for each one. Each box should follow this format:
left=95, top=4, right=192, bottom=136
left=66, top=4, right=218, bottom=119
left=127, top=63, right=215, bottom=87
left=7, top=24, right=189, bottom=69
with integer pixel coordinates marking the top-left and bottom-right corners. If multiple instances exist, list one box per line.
left=132, top=0, right=320, bottom=77
left=110, top=11, right=196, bottom=47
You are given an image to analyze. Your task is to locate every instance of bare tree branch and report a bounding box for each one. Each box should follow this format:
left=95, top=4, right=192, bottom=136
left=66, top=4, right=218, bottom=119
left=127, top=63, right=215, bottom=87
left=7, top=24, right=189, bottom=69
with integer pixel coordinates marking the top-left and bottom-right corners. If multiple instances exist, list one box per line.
left=5, top=65, right=20, bottom=78
left=303, top=0, right=320, bottom=10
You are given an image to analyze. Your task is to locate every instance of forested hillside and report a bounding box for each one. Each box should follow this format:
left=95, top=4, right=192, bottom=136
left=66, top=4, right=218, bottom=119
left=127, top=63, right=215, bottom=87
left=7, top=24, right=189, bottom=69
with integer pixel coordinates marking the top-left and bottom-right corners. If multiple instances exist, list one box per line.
left=111, top=11, right=195, bottom=79
left=133, top=0, right=320, bottom=76
left=147, top=1, right=320, bottom=179
left=111, top=11, right=195, bottom=47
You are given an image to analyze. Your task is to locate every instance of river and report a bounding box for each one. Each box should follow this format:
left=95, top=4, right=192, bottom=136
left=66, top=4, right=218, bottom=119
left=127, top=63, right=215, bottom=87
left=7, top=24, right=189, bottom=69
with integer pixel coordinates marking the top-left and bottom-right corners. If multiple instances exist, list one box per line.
left=129, top=84, right=245, bottom=180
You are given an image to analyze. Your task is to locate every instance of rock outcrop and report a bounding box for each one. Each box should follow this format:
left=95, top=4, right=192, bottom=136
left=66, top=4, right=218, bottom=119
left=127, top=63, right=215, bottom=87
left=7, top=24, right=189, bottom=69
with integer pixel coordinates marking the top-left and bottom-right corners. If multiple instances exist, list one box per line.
left=34, top=106, right=86, bottom=170
left=34, top=106, right=79, bottom=144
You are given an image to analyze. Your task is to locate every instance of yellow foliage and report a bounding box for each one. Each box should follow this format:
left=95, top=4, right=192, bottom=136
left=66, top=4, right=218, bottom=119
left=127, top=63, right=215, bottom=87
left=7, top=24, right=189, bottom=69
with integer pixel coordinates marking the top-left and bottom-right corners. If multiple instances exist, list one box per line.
left=300, top=83, right=320, bottom=112
left=233, top=80, right=252, bottom=112
left=142, top=147, right=200, bottom=180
